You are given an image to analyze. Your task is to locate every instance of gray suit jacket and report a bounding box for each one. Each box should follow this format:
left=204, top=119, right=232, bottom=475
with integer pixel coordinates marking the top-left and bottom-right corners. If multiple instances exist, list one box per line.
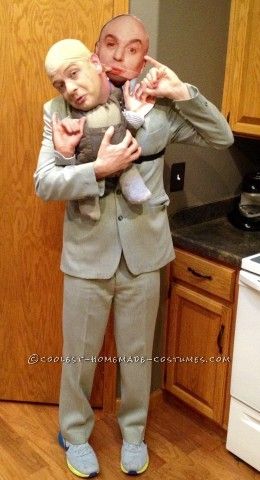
left=34, top=85, right=233, bottom=278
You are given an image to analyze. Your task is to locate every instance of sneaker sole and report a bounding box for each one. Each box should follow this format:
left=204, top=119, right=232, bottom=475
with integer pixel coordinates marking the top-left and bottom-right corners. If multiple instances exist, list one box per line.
left=67, top=459, right=98, bottom=478
left=120, top=459, right=149, bottom=475
left=58, top=432, right=99, bottom=478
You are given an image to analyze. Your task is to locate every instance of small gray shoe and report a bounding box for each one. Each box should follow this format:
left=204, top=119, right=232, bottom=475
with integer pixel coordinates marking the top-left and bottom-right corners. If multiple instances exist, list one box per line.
left=58, top=432, right=99, bottom=478
left=121, top=440, right=149, bottom=475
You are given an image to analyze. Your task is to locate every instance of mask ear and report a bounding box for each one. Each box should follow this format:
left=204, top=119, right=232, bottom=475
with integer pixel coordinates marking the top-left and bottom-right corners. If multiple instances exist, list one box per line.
left=90, top=53, right=102, bottom=73
left=139, top=57, right=147, bottom=74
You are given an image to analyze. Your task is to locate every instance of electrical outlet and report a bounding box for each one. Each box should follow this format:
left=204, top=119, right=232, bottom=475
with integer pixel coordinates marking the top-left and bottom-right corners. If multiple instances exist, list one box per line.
left=170, top=162, right=185, bottom=192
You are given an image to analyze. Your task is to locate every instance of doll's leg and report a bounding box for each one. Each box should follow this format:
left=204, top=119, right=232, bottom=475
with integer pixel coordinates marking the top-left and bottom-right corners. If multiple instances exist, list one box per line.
left=78, top=196, right=101, bottom=220
left=119, top=165, right=151, bottom=204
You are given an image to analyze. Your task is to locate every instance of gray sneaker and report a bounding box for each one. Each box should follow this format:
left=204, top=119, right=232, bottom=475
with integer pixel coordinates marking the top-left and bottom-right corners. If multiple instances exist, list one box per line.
left=58, top=432, right=99, bottom=478
left=121, top=440, right=149, bottom=475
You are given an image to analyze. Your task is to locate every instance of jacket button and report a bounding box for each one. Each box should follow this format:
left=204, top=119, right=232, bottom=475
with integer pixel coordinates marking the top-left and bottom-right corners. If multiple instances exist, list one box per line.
left=118, top=215, right=123, bottom=221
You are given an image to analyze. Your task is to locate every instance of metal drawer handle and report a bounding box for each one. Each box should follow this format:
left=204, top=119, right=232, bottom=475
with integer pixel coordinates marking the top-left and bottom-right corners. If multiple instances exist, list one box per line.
left=187, top=267, right=212, bottom=280
left=217, top=324, right=225, bottom=354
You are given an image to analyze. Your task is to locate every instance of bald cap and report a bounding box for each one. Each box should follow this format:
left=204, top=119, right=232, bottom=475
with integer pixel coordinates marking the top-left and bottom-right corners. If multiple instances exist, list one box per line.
left=45, top=39, right=91, bottom=76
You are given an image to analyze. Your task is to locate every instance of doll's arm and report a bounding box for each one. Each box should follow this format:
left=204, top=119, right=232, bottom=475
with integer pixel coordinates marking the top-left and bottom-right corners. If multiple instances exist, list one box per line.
left=122, top=80, right=155, bottom=130
left=53, top=116, right=80, bottom=166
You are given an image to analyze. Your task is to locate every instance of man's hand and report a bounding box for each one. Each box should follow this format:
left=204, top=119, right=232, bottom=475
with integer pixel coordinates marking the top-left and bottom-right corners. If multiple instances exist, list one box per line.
left=136, top=55, right=191, bottom=101
left=94, top=126, right=141, bottom=179
left=52, top=113, right=86, bottom=157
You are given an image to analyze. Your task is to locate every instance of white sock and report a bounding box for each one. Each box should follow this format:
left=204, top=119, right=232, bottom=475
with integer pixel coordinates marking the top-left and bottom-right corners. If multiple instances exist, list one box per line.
left=120, top=166, right=151, bottom=204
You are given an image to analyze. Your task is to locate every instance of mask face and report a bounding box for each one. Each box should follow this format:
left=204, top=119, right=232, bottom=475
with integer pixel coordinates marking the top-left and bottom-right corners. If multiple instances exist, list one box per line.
left=51, top=59, right=104, bottom=111
left=96, top=16, right=148, bottom=85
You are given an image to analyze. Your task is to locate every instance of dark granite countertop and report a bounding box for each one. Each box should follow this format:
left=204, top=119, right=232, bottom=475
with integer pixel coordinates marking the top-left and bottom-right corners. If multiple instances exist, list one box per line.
left=170, top=198, right=260, bottom=268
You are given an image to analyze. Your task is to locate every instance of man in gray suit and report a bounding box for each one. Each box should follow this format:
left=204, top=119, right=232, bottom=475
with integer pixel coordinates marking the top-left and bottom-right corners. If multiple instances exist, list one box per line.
left=34, top=14, right=233, bottom=478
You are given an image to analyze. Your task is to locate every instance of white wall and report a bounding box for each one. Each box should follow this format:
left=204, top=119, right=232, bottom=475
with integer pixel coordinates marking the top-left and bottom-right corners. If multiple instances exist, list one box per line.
left=130, top=0, right=159, bottom=58
left=130, top=0, right=257, bottom=214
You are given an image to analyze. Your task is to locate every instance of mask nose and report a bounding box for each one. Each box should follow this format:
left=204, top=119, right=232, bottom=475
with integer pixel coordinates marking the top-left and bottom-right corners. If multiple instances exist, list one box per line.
left=113, top=46, right=124, bottom=62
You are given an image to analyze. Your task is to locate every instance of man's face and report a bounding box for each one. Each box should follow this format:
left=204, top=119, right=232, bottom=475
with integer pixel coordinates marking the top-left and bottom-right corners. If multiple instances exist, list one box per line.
left=51, top=58, right=105, bottom=111
left=96, top=16, right=148, bottom=85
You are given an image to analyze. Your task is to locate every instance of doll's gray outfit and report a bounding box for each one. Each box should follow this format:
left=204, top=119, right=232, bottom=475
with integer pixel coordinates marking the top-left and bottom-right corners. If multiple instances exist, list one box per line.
left=56, top=93, right=148, bottom=220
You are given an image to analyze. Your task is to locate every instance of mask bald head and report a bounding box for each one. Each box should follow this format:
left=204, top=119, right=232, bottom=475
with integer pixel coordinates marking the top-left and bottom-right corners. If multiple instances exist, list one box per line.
left=96, top=14, right=149, bottom=85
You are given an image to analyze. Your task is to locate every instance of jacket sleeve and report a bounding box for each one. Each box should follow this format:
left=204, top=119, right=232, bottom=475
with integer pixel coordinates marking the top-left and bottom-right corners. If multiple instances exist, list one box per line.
left=33, top=101, right=105, bottom=201
left=167, top=84, right=234, bottom=149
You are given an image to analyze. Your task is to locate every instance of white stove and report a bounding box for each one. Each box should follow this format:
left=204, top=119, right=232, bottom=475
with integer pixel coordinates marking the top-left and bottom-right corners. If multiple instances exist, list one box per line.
left=226, top=252, right=260, bottom=471
left=242, top=252, right=260, bottom=276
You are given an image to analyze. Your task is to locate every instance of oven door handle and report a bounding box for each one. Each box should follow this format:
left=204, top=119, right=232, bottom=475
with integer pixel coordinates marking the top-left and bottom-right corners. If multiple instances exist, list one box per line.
left=240, top=270, right=260, bottom=292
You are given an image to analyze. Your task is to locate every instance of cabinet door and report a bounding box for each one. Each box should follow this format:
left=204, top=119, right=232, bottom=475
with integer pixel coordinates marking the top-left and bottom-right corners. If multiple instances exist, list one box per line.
left=164, top=283, right=232, bottom=425
left=0, top=0, right=127, bottom=406
left=222, top=0, right=260, bottom=137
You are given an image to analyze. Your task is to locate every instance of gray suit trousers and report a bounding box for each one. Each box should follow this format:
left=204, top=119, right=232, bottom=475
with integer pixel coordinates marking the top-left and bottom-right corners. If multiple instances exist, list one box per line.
left=59, top=254, right=160, bottom=444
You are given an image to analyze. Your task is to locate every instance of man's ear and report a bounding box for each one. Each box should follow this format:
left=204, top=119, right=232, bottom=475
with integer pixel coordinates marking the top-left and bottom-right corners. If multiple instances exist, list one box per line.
left=94, top=41, right=99, bottom=54
left=90, top=53, right=102, bottom=73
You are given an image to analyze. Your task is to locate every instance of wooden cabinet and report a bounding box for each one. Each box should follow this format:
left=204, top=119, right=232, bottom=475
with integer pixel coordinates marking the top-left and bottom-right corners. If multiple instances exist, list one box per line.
left=164, top=248, right=238, bottom=427
left=222, top=0, right=260, bottom=137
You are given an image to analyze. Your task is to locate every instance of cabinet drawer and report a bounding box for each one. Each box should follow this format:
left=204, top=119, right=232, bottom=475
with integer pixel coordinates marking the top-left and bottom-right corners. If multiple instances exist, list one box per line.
left=171, top=248, right=236, bottom=302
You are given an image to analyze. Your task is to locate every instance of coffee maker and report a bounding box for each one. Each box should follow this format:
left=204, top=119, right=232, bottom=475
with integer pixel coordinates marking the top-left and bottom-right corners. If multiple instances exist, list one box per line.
left=228, top=171, right=260, bottom=231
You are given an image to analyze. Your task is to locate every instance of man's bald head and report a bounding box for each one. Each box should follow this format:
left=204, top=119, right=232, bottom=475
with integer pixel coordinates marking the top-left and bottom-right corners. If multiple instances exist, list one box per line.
left=96, top=14, right=149, bottom=85
left=45, top=39, right=92, bottom=77
left=44, top=39, right=110, bottom=111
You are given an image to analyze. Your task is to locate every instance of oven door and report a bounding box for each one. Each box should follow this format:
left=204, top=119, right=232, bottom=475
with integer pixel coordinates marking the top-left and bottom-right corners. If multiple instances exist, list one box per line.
left=230, top=270, right=260, bottom=411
